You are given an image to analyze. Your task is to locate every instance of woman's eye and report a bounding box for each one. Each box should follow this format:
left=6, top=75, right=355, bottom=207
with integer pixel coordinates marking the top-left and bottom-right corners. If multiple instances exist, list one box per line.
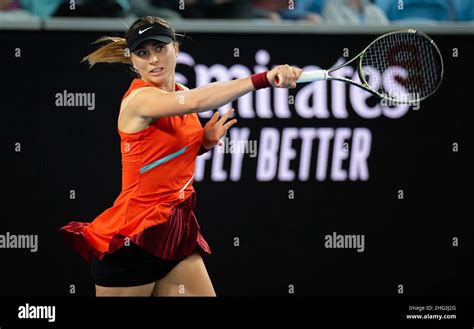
left=137, top=50, right=147, bottom=56
left=156, top=46, right=163, bottom=52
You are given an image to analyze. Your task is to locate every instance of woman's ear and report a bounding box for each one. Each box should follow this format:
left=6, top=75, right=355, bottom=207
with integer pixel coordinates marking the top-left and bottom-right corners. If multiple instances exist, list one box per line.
left=174, top=43, right=179, bottom=57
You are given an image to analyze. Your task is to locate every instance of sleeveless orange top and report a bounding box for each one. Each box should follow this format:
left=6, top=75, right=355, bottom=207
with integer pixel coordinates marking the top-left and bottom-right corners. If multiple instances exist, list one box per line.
left=59, top=79, right=210, bottom=261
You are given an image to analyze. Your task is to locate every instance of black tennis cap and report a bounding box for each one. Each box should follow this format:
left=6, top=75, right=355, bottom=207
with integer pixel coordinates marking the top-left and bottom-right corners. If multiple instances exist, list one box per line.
left=126, top=23, right=175, bottom=52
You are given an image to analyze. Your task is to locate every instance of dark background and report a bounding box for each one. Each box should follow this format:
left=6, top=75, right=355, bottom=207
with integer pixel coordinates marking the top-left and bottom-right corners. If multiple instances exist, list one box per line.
left=2, top=30, right=471, bottom=297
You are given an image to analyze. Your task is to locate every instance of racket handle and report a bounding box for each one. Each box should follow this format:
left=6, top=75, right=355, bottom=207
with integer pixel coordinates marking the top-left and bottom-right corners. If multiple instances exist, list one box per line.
left=274, top=69, right=328, bottom=86
left=297, top=70, right=328, bottom=83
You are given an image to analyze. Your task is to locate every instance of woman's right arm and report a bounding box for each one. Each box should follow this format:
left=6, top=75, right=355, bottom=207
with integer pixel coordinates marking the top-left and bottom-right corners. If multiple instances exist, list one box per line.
left=129, top=65, right=302, bottom=119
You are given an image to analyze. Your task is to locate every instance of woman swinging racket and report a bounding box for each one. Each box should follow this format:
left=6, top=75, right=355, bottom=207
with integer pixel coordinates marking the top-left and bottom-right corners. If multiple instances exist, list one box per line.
left=59, top=16, right=302, bottom=297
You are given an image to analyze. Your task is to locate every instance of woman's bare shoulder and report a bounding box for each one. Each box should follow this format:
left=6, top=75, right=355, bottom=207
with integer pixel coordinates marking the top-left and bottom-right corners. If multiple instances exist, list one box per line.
left=120, top=87, right=164, bottom=114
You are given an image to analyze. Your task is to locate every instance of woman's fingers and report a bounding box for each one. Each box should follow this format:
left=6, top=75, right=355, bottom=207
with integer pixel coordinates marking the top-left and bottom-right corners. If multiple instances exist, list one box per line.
left=275, top=64, right=301, bottom=88
left=286, top=66, right=299, bottom=88
left=222, top=118, right=238, bottom=131
left=292, top=66, right=303, bottom=80
left=284, top=65, right=293, bottom=86
left=269, top=64, right=300, bottom=87
left=279, top=66, right=291, bottom=88
left=207, top=111, right=220, bottom=126
left=217, top=108, right=235, bottom=125
left=206, top=109, right=238, bottom=145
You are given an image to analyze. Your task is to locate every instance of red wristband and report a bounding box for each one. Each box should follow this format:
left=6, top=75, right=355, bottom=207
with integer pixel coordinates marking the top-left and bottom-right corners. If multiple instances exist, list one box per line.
left=250, top=71, right=271, bottom=90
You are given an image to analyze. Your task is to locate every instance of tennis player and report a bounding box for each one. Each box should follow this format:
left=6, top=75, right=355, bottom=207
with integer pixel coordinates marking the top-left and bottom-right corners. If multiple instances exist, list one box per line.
left=59, top=16, right=302, bottom=297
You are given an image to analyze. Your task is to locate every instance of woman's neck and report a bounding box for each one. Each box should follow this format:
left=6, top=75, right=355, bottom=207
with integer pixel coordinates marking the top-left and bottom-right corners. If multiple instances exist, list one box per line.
left=142, top=77, right=176, bottom=92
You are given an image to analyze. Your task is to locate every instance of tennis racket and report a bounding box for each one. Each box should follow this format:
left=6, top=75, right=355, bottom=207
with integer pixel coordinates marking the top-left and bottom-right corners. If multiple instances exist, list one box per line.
left=276, top=29, right=444, bottom=104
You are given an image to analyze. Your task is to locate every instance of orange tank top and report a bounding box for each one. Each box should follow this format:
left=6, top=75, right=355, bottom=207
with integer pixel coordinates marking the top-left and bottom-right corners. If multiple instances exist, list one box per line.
left=80, top=79, right=205, bottom=255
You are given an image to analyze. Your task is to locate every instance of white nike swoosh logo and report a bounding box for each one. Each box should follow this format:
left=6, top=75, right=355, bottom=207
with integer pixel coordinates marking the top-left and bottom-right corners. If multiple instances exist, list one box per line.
left=138, top=27, right=153, bottom=34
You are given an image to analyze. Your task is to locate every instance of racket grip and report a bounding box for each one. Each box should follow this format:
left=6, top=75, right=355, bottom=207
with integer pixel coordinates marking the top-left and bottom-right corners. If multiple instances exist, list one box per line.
left=297, top=70, right=328, bottom=83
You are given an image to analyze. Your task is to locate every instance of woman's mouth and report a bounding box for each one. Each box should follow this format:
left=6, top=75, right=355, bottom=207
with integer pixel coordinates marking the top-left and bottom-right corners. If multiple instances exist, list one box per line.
left=149, top=67, right=164, bottom=75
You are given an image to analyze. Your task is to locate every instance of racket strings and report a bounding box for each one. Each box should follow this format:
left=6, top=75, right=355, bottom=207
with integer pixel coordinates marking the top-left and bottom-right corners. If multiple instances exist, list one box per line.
left=361, top=31, right=443, bottom=103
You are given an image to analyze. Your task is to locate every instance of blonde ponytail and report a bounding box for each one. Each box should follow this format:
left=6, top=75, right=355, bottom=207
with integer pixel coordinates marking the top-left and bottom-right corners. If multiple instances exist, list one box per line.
left=82, top=36, right=131, bottom=68
left=82, top=17, right=180, bottom=69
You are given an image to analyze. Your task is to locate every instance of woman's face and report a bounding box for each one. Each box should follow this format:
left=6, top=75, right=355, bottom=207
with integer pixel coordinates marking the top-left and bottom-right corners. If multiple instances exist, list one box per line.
left=131, top=40, right=178, bottom=88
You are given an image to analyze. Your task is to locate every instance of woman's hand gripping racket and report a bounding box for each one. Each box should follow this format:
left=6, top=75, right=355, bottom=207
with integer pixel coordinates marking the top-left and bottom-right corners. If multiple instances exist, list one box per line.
left=272, top=29, right=444, bottom=105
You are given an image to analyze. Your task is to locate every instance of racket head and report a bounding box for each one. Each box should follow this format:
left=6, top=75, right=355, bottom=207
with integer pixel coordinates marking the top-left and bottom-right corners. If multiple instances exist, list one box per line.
left=358, top=29, right=444, bottom=104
